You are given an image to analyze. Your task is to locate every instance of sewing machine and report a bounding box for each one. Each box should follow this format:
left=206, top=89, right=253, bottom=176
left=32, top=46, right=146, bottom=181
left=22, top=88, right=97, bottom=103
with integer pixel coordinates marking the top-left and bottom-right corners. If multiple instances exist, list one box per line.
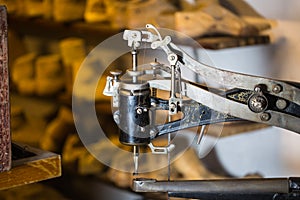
left=102, top=24, right=300, bottom=199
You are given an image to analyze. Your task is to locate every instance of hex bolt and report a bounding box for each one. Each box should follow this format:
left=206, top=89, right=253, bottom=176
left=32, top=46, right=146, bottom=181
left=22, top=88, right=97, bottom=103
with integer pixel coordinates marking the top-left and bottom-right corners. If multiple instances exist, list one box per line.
left=260, top=113, right=271, bottom=121
left=272, top=84, right=282, bottom=94
left=276, top=99, right=287, bottom=110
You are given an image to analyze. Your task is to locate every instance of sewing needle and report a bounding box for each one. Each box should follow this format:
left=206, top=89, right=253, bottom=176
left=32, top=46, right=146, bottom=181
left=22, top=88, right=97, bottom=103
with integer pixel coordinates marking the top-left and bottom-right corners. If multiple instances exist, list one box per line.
left=133, top=145, right=139, bottom=175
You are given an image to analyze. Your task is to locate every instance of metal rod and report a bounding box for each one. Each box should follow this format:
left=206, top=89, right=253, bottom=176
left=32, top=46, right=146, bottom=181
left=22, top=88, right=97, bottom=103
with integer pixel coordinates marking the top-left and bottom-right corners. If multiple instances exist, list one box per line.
left=133, top=146, right=139, bottom=175
left=132, top=49, right=138, bottom=71
left=133, top=178, right=290, bottom=194
left=170, top=65, right=176, bottom=98
left=197, top=125, right=206, bottom=145
left=167, top=115, right=172, bottom=181
left=132, top=48, right=138, bottom=83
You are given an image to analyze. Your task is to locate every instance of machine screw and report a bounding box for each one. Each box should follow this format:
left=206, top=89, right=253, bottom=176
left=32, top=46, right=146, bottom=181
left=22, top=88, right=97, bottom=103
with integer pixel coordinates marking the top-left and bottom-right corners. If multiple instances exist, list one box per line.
left=136, top=108, right=143, bottom=115
left=131, top=32, right=137, bottom=38
left=254, top=85, right=262, bottom=93
left=248, top=94, right=268, bottom=113
left=260, top=113, right=271, bottom=121
left=169, top=103, right=177, bottom=113
left=276, top=99, right=287, bottom=110
left=168, top=54, right=177, bottom=62
left=272, top=84, right=282, bottom=94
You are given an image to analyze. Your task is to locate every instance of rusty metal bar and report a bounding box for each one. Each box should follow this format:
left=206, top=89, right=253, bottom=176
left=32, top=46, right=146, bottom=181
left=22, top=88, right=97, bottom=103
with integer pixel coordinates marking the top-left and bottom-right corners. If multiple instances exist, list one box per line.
left=0, top=5, right=11, bottom=172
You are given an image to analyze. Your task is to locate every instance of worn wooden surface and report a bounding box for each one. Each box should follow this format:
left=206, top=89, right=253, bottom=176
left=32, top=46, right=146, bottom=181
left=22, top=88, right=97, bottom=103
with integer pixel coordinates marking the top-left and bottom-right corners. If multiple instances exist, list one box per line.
left=0, top=6, right=11, bottom=172
left=0, top=143, right=61, bottom=190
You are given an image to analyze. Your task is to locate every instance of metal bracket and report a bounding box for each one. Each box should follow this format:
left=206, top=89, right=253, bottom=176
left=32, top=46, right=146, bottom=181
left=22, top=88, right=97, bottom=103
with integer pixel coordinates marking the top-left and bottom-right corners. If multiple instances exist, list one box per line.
left=148, top=142, right=175, bottom=154
left=123, top=29, right=159, bottom=49
left=103, top=76, right=113, bottom=96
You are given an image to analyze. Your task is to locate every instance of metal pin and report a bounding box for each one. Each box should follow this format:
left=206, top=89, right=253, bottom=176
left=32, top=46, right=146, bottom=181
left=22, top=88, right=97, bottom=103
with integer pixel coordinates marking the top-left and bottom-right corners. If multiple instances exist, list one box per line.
left=197, top=125, right=207, bottom=145
left=167, top=131, right=171, bottom=181
left=133, top=146, right=139, bottom=175
left=167, top=115, right=172, bottom=181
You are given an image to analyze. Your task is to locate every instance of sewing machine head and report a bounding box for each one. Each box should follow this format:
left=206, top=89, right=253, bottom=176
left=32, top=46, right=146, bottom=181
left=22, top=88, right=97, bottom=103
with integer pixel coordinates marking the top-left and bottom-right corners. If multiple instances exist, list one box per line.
left=104, top=24, right=300, bottom=146
left=101, top=24, right=300, bottom=199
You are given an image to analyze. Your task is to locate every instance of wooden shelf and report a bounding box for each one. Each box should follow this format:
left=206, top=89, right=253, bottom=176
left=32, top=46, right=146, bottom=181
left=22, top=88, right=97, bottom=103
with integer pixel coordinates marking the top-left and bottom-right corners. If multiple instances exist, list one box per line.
left=8, top=14, right=270, bottom=49
left=197, top=35, right=270, bottom=49
left=8, top=15, right=120, bottom=45
left=0, top=143, right=61, bottom=191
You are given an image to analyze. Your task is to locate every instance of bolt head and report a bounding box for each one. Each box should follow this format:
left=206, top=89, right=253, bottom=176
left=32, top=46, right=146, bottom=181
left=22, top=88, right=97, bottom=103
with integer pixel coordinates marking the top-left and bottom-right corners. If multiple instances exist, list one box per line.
left=254, top=86, right=262, bottom=92
left=136, top=108, right=143, bottom=115
left=276, top=99, right=287, bottom=110
left=272, top=84, right=282, bottom=94
left=260, top=113, right=271, bottom=121
left=131, top=33, right=137, bottom=38
left=169, top=103, right=177, bottom=113
left=248, top=94, right=268, bottom=113
left=168, top=54, right=177, bottom=61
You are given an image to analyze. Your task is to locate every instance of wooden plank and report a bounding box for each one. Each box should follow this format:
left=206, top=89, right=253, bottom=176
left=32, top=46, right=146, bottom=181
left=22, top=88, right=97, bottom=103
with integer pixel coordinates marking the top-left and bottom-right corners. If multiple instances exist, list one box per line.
left=197, top=35, right=270, bottom=49
left=0, top=5, right=11, bottom=172
left=0, top=143, right=61, bottom=190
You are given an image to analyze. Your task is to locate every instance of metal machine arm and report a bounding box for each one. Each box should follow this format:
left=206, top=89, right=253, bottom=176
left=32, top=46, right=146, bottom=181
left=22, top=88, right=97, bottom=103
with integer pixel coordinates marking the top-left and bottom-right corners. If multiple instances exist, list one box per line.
left=118, top=24, right=300, bottom=134
left=103, top=24, right=300, bottom=199
left=133, top=178, right=300, bottom=200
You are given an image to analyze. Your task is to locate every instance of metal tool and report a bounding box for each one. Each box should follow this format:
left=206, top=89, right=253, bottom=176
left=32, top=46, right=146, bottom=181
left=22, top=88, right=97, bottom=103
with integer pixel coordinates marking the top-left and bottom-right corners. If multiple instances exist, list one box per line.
left=103, top=24, right=300, bottom=199
left=133, top=178, right=300, bottom=200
